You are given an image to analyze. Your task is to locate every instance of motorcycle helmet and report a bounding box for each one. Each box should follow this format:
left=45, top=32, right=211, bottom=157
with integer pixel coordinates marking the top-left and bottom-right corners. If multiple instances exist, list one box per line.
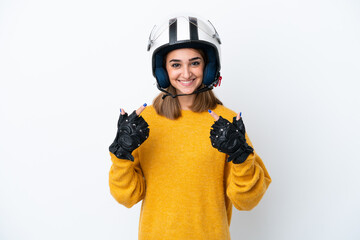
left=147, top=16, right=222, bottom=93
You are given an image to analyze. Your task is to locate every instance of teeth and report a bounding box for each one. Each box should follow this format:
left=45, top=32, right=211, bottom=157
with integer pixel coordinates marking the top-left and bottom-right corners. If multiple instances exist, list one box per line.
left=179, top=79, right=194, bottom=83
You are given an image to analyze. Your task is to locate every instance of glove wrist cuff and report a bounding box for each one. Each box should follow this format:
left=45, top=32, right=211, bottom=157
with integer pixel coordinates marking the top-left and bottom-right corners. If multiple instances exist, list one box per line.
left=109, top=144, right=134, bottom=161
left=227, top=143, right=254, bottom=164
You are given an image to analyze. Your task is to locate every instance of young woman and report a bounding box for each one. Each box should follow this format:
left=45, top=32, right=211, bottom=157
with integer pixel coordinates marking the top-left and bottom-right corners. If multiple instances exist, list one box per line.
left=108, top=16, right=271, bottom=240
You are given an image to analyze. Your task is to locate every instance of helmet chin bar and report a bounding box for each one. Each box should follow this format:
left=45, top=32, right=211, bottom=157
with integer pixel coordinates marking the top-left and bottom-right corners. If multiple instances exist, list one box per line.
left=158, top=73, right=220, bottom=99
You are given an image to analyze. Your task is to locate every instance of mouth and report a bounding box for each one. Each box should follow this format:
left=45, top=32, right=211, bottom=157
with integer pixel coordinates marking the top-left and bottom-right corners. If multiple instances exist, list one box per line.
left=177, top=78, right=195, bottom=86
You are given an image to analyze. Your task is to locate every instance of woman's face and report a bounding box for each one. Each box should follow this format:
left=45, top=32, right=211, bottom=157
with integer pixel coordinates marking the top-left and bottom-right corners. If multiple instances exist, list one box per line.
left=165, top=48, right=204, bottom=95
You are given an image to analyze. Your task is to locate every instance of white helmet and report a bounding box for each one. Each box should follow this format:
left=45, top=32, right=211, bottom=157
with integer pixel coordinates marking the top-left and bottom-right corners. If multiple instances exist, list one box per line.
left=147, top=16, right=222, bottom=92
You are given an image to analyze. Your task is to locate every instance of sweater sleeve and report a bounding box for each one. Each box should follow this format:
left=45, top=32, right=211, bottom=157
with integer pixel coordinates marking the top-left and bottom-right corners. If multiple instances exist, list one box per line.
left=109, top=148, right=146, bottom=208
left=226, top=133, right=272, bottom=211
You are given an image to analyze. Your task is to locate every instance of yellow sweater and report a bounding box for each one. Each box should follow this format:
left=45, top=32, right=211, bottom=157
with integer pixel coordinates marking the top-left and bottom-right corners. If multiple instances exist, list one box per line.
left=109, top=105, right=271, bottom=240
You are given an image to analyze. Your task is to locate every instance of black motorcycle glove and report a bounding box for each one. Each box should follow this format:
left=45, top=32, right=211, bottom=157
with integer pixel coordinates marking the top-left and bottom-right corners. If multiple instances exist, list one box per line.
left=210, top=116, right=254, bottom=164
left=109, top=110, right=150, bottom=161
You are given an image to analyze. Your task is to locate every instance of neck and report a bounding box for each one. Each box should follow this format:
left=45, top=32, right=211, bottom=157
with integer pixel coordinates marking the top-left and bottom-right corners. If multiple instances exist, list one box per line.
left=177, top=94, right=196, bottom=110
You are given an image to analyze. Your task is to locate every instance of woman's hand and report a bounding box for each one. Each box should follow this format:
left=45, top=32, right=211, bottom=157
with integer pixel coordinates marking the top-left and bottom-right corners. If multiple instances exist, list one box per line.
left=109, top=104, right=150, bottom=161
left=208, top=110, right=254, bottom=164
left=208, top=110, right=241, bottom=121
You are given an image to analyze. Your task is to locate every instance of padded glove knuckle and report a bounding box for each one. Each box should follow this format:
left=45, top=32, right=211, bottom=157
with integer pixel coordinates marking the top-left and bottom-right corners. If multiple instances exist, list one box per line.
left=109, top=110, right=150, bottom=161
left=209, top=115, right=254, bottom=164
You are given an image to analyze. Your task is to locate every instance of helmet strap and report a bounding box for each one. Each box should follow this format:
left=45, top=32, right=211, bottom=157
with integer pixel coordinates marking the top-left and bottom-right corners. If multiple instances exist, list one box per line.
left=158, top=85, right=213, bottom=100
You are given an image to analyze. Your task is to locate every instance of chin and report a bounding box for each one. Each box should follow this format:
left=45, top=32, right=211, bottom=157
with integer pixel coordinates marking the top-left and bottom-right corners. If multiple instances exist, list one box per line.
left=177, top=87, right=198, bottom=95
left=179, top=85, right=202, bottom=95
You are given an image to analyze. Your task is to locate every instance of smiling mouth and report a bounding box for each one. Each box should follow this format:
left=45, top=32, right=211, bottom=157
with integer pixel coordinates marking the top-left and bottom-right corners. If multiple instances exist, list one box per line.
left=177, top=79, right=195, bottom=86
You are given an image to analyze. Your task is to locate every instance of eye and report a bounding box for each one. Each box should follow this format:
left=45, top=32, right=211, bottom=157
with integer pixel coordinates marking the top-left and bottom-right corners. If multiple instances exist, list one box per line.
left=191, top=61, right=201, bottom=66
left=171, top=63, right=180, bottom=68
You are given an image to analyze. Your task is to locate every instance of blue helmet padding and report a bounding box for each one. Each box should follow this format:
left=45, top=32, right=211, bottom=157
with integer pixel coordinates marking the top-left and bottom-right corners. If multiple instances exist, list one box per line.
left=155, top=68, right=169, bottom=88
left=154, top=52, right=169, bottom=88
left=202, top=47, right=217, bottom=86
left=153, top=41, right=220, bottom=89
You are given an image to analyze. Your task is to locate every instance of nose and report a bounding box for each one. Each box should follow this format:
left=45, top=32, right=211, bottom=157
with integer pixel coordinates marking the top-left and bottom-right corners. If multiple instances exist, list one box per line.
left=182, top=65, right=191, bottom=79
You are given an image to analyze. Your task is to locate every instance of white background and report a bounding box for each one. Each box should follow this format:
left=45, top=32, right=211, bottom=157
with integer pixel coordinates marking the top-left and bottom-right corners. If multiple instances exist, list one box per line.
left=1, top=0, right=359, bottom=239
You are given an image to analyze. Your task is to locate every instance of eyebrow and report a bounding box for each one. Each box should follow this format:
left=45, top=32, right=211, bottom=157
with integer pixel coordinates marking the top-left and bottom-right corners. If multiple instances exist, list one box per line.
left=169, top=57, right=202, bottom=63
